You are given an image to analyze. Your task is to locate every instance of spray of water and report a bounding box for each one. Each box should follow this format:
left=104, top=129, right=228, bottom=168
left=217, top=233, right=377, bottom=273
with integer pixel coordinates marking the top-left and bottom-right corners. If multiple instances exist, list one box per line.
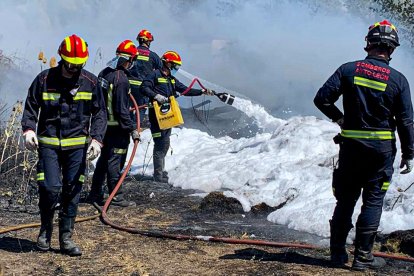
left=179, top=69, right=285, bottom=132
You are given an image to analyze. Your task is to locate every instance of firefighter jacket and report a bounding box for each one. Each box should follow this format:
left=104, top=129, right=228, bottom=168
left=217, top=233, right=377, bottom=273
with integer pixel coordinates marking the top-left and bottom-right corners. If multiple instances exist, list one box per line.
left=130, top=45, right=162, bottom=81
left=314, top=55, right=414, bottom=159
left=21, top=64, right=107, bottom=150
left=98, top=67, right=136, bottom=133
left=140, top=69, right=203, bottom=101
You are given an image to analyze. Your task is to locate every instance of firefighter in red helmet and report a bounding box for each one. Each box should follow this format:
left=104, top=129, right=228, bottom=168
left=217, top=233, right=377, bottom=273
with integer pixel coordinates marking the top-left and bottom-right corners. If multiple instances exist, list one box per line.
left=87, top=40, right=140, bottom=207
left=140, top=50, right=214, bottom=183
left=21, top=34, right=107, bottom=256
left=129, top=29, right=162, bottom=127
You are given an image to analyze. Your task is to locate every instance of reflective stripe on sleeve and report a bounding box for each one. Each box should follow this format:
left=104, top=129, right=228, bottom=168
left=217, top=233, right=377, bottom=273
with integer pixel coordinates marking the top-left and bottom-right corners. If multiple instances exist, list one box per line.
left=381, top=182, right=390, bottom=191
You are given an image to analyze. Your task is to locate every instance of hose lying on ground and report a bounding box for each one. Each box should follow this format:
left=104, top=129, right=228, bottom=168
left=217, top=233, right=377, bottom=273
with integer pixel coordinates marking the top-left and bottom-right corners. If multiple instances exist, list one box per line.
left=2, top=79, right=414, bottom=264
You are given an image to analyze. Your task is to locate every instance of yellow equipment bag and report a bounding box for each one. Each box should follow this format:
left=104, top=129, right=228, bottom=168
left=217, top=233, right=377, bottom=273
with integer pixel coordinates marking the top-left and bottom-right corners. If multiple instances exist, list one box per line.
left=153, top=96, right=184, bottom=130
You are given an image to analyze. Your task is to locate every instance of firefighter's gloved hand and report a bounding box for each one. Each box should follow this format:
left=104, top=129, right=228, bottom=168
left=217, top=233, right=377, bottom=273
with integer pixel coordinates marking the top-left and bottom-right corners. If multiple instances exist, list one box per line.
left=131, top=129, right=141, bottom=142
left=87, top=139, right=102, bottom=160
left=23, top=130, right=38, bottom=151
left=201, top=88, right=214, bottom=96
left=154, top=94, right=168, bottom=104
left=400, top=158, right=413, bottom=174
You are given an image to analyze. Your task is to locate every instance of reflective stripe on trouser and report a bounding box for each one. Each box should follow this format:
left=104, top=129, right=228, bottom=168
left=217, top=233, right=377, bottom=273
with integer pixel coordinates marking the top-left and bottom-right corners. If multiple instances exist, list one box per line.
left=331, top=139, right=396, bottom=234
left=341, top=130, right=395, bottom=140
left=37, top=147, right=87, bottom=217
left=38, top=136, right=88, bottom=147
left=90, top=132, right=129, bottom=201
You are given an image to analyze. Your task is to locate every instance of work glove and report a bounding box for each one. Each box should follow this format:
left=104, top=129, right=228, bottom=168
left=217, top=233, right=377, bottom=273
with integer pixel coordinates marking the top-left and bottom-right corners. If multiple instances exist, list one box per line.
left=400, top=158, right=413, bottom=174
left=201, top=88, right=214, bottom=96
left=87, top=139, right=102, bottom=161
left=23, top=130, right=38, bottom=151
left=131, top=129, right=141, bottom=142
left=154, top=94, right=168, bottom=104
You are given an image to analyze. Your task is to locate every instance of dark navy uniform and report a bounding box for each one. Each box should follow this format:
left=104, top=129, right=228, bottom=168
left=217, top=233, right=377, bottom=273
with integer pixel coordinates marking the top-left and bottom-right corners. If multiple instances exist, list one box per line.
left=89, top=67, right=136, bottom=203
left=129, top=45, right=162, bottom=123
left=314, top=55, right=414, bottom=255
left=140, top=69, right=202, bottom=180
left=21, top=63, right=106, bottom=219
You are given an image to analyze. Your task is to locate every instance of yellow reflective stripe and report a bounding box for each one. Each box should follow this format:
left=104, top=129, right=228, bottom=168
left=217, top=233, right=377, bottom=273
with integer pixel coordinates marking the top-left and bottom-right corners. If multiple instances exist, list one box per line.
left=42, top=92, right=60, bottom=101
left=39, top=136, right=87, bottom=147
left=157, top=78, right=175, bottom=84
left=341, top=130, right=395, bottom=140
left=38, top=136, right=60, bottom=146
left=60, top=136, right=87, bottom=147
left=129, top=80, right=142, bottom=86
left=79, top=175, right=85, bottom=183
left=114, top=148, right=127, bottom=154
left=354, top=76, right=387, bottom=91
left=73, top=92, right=92, bottom=100
left=65, top=37, right=71, bottom=52
left=107, top=83, right=119, bottom=126
left=152, top=132, right=161, bottom=138
left=381, top=181, right=390, bottom=191
left=137, top=56, right=150, bottom=61
left=37, top=172, right=45, bottom=181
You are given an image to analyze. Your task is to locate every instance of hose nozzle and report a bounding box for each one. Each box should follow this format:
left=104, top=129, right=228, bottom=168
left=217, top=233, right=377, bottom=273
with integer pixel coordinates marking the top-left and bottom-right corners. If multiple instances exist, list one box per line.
left=214, top=91, right=235, bottom=105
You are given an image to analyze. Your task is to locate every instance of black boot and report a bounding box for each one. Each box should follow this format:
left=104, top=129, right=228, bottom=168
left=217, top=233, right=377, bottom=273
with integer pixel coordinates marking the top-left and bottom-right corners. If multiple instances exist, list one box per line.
left=153, top=153, right=168, bottom=183
left=36, top=210, right=55, bottom=251
left=352, top=230, right=386, bottom=271
left=59, top=215, right=82, bottom=256
left=111, top=195, right=136, bottom=207
left=329, top=220, right=351, bottom=267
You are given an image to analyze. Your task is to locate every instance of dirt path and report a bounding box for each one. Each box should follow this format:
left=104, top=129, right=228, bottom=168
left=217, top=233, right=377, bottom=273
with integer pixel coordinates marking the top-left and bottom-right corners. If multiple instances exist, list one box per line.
left=1, top=179, right=413, bottom=275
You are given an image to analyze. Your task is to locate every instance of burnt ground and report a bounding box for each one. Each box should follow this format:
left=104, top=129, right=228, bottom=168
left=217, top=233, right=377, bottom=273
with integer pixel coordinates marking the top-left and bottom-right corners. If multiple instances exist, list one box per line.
left=1, top=177, right=414, bottom=275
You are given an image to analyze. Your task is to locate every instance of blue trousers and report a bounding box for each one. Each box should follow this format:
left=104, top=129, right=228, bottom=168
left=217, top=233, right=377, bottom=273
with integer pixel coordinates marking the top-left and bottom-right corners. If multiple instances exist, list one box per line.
left=331, top=139, right=396, bottom=234
left=37, top=146, right=87, bottom=217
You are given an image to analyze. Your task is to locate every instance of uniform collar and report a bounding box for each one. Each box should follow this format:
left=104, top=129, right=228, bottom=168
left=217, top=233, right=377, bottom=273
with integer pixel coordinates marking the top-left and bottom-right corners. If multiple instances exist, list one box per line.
left=365, top=55, right=389, bottom=65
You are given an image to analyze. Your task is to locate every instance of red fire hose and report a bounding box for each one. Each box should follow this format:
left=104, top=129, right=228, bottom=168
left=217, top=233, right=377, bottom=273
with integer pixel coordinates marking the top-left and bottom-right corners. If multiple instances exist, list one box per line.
left=1, top=79, right=414, bottom=264
left=98, top=80, right=414, bottom=263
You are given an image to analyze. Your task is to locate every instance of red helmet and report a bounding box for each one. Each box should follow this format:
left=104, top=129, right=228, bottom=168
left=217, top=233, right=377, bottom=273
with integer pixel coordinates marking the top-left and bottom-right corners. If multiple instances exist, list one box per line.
left=162, top=51, right=182, bottom=66
left=137, top=29, right=154, bottom=42
left=116, top=40, right=138, bottom=60
left=58, top=34, right=89, bottom=65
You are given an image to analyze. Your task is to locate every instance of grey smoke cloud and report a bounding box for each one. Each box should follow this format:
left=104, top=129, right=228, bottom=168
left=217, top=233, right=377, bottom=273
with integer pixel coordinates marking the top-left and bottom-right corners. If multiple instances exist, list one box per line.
left=0, top=0, right=413, bottom=117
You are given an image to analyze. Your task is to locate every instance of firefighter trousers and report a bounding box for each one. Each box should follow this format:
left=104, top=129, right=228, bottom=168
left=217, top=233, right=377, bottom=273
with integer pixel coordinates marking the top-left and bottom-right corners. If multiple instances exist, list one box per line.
left=90, top=130, right=129, bottom=201
left=148, top=107, right=171, bottom=179
left=331, top=139, right=396, bottom=235
left=37, top=146, right=87, bottom=218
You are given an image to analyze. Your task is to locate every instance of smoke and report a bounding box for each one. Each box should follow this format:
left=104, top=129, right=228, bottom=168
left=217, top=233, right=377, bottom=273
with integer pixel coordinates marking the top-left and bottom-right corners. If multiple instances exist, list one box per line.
left=1, top=0, right=414, bottom=117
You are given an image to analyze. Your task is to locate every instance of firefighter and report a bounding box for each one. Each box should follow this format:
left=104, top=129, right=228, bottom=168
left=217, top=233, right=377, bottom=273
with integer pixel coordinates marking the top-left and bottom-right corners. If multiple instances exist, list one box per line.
left=87, top=40, right=140, bottom=207
left=129, top=29, right=163, bottom=126
left=314, top=20, right=414, bottom=271
left=21, top=34, right=107, bottom=256
left=140, top=51, right=214, bottom=183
